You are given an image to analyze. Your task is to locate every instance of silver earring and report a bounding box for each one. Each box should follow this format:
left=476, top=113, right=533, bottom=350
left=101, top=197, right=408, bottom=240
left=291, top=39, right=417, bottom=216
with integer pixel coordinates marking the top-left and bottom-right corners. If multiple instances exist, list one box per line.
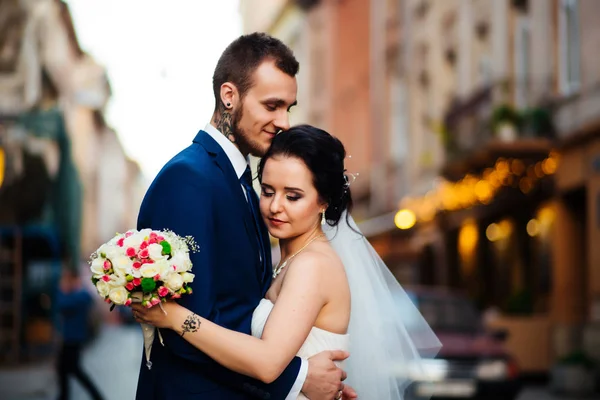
left=321, top=211, right=326, bottom=225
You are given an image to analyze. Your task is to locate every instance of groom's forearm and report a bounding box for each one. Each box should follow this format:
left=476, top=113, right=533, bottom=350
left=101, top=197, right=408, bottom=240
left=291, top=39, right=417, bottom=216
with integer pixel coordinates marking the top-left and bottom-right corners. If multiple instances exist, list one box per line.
left=287, top=359, right=308, bottom=399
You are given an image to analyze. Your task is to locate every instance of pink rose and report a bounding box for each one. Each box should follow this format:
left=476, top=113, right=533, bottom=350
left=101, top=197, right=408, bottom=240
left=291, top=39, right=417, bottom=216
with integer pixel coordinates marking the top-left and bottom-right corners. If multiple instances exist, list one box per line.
left=102, top=275, right=110, bottom=282
left=124, top=298, right=132, bottom=306
left=150, top=297, right=161, bottom=306
left=125, top=282, right=135, bottom=291
left=132, top=262, right=142, bottom=269
left=158, top=286, right=169, bottom=297
left=125, top=231, right=134, bottom=238
left=140, top=241, right=149, bottom=250
left=157, top=236, right=165, bottom=242
left=105, top=298, right=111, bottom=303
left=171, top=293, right=181, bottom=299
left=142, top=258, right=154, bottom=264
left=149, top=232, right=158, bottom=240
left=103, top=260, right=111, bottom=270
left=117, top=237, right=125, bottom=247
left=153, top=274, right=161, bottom=281
left=126, top=247, right=136, bottom=257
left=133, top=278, right=141, bottom=286
left=138, top=249, right=150, bottom=259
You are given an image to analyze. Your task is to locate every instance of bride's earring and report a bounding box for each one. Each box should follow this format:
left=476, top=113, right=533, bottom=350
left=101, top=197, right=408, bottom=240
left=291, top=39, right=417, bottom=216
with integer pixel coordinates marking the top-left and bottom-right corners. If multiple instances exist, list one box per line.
left=321, top=210, right=326, bottom=225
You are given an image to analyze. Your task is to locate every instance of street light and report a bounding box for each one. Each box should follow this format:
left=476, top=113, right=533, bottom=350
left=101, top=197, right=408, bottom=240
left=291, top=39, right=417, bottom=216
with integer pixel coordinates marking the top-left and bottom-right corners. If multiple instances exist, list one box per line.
left=395, top=209, right=416, bottom=230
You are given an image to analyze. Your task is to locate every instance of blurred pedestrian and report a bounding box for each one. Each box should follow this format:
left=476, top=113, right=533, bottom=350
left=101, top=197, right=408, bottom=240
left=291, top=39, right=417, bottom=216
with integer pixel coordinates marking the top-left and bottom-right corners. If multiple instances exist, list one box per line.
left=56, top=268, right=104, bottom=400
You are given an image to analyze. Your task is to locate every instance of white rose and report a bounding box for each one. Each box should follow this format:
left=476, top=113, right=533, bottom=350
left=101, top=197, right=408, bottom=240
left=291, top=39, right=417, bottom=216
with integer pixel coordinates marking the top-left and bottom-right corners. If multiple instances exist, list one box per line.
left=90, top=257, right=105, bottom=276
left=108, top=274, right=126, bottom=288
left=111, top=255, right=133, bottom=276
left=123, top=231, right=144, bottom=249
left=171, top=253, right=192, bottom=272
left=181, top=272, right=195, bottom=284
left=157, top=259, right=172, bottom=275
left=105, top=245, right=122, bottom=261
left=130, top=265, right=142, bottom=279
left=148, top=243, right=165, bottom=260
left=97, top=243, right=109, bottom=256
left=108, top=286, right=129, bottom=305
left=165, top=273, right=184, bottom=291
left=140, top=263, right=161, bottom=278
left=139, top=228, right=152, bottom=237
left=96, top=280, right=110, bottom=297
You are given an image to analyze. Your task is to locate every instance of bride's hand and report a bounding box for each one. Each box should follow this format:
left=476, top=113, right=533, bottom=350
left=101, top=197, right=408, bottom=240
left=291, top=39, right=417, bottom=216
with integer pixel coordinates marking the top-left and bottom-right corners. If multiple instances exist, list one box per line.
left=132, top=301, right=180, bottom=329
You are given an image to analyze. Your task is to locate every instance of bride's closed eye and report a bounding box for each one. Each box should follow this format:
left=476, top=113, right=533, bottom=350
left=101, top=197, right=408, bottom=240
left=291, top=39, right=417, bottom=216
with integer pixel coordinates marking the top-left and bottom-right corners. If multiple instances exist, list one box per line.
left=260, top=189, right=302, bottom=202
left=260, top=187, right=274, bottom=197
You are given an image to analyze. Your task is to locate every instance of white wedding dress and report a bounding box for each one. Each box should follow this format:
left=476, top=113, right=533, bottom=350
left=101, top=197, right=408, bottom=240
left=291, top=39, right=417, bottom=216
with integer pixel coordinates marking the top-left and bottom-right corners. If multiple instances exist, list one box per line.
left=249, top=213, right=441, bottom=399
left=251, top=298, right=350, bottom=400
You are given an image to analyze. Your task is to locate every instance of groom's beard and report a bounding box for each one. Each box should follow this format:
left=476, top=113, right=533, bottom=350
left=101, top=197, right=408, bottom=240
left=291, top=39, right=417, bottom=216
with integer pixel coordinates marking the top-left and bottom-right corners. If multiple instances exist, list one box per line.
left=232, top=105, right=267, bottom=158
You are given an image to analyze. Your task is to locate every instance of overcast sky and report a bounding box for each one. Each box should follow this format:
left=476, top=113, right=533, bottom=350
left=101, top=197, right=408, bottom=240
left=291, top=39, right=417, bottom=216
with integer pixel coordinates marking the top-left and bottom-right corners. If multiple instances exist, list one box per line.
left=66, top=0, right=243, bottom=180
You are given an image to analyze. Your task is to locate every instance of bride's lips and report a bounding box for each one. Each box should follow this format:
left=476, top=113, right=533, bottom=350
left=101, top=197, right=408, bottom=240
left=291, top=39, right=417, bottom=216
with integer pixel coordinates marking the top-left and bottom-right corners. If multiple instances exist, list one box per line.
left=268, top=218, right=286, bottom=227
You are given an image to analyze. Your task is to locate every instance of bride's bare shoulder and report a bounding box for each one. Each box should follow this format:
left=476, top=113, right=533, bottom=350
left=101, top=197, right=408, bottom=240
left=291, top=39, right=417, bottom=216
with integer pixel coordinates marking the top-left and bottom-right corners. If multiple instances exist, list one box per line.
left=288, top=244, right=345, bottom=279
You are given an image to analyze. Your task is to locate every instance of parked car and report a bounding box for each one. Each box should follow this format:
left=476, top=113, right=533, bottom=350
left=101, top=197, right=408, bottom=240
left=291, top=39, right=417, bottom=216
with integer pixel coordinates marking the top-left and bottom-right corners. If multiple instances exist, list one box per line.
left=403, top=287, right=521, bottom=400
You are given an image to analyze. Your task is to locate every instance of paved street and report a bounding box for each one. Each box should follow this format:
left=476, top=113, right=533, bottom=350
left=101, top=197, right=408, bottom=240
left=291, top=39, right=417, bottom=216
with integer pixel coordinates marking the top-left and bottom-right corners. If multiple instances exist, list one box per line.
left=2, top=324, right=598, bottom=399
left=517, top=386, right=599, bottom=400
left=1, top=323, right=143, bottom=400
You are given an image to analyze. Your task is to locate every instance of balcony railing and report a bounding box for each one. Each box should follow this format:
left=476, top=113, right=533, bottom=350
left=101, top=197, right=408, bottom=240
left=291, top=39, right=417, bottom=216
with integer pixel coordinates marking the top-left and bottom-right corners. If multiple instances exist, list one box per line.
left=442, top=80, right=556, bottom=164
left=551, top=83, right=600, bottom=142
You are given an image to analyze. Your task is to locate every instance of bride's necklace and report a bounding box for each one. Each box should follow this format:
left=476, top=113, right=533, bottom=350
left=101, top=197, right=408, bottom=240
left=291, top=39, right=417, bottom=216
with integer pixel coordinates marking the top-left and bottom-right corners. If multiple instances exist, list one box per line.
left=273, top=233, right=325, bottom=279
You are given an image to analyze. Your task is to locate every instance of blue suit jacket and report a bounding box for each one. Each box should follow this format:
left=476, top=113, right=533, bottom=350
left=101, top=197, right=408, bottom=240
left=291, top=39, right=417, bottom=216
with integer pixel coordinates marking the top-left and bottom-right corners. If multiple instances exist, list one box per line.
left=135, top=131, right=301, bottom=399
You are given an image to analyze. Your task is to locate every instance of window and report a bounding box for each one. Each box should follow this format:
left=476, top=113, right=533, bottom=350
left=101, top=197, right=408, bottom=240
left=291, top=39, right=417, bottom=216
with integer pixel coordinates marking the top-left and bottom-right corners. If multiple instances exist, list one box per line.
left=559, top=0, right=581, bottom=95
left=514, top=15, right=531, bottom=108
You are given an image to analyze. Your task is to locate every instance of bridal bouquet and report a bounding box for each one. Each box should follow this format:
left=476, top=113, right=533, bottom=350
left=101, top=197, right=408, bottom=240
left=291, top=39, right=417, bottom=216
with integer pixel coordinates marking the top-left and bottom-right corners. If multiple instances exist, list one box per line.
left=89, top=228, right=198, bottom=369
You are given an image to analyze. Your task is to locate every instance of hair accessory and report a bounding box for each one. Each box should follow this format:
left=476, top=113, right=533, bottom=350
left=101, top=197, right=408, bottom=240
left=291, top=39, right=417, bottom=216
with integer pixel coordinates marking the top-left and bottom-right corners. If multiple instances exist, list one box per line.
left=343, top=171, right=359, bottom=189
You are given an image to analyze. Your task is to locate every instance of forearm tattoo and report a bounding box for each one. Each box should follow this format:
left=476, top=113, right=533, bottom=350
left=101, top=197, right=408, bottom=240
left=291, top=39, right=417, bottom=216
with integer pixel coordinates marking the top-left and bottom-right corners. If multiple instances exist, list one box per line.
left=216, top=111, right=235, bottom=143
left=180, top=313, right=201, bottom=337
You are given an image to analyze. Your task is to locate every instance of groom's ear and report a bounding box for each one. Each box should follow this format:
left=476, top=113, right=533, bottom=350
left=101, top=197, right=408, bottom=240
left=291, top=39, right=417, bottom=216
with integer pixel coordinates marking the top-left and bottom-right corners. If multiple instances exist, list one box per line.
left=220, top=82, right=239, bottom=110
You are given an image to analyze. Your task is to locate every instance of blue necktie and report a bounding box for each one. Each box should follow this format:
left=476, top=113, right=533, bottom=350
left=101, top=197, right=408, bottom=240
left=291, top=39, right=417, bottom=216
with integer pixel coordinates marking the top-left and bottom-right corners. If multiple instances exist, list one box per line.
left=240, top=166, right=267, bottom=273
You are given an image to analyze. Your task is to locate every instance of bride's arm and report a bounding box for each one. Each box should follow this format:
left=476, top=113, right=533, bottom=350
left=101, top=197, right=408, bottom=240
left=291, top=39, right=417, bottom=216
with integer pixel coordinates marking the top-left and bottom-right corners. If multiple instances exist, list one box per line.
left=134, top=252, right=326, bottom=383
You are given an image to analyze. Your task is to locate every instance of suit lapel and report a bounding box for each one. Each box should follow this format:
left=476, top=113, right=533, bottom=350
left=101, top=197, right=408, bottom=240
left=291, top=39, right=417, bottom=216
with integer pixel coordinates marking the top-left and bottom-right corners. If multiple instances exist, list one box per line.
left=193, top=130, right=264, bottom=282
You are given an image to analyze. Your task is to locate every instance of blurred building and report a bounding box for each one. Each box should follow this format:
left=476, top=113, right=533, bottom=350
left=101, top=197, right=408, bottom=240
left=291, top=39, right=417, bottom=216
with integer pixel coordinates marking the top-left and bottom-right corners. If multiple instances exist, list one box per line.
left=241, top=0, right=600, bottom=378
left=398, top=0, right=600, bottom=376
left=240, top=0, right=415, bottom=277
left=0, top=0, right=144, bottom=364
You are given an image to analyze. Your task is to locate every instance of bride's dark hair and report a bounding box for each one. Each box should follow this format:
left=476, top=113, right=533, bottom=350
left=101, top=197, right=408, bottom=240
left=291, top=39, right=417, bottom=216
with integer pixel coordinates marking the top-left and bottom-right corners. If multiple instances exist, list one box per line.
left=257, top=124, right=353, bottom=227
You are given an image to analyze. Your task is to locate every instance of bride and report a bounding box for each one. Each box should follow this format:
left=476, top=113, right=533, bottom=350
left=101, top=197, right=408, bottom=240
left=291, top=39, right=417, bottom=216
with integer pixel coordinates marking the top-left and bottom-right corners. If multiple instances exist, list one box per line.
left=133, top=125, right=440, bottom=399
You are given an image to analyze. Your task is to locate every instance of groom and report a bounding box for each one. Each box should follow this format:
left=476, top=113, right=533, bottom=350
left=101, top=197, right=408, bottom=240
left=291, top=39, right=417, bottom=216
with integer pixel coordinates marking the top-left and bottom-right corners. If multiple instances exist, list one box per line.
left=135, top=33, right=355, bottom=400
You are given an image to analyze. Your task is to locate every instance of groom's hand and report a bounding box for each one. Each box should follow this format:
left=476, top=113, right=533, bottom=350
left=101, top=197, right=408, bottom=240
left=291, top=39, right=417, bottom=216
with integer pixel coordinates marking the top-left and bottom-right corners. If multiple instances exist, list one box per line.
left=302, top=350, right=353, bottom=400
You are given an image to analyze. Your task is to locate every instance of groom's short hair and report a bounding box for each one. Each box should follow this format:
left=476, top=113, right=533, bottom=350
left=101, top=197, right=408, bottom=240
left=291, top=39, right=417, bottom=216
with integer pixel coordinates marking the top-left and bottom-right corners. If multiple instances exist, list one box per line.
left=212, top=32, right=299, bottom=111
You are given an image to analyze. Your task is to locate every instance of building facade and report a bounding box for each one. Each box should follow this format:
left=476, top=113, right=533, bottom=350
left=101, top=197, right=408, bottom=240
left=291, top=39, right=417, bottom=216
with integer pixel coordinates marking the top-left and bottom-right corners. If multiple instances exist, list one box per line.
left=400, top=0, right=600, bottom=372
left=240, top=0, right=600, bottom=373
left=0, top=0, right=143, bottom=364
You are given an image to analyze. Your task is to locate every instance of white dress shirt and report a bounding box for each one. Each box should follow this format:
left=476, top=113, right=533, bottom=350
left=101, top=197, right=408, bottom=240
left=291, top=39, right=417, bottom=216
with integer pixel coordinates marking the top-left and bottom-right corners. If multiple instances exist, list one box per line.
left=203, top=123, right=308, bottom=399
